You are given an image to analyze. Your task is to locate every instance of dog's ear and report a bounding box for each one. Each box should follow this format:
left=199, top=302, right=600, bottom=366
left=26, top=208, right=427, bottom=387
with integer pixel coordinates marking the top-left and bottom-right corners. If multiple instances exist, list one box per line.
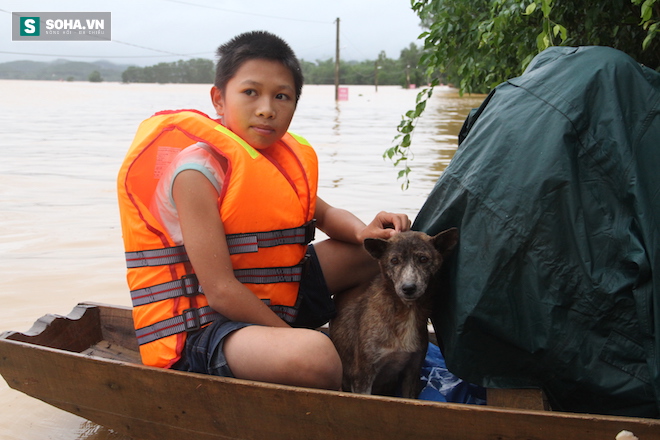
left=432, top=227, right=459, bottom=257
left=364, top=238, right=388, bottom=259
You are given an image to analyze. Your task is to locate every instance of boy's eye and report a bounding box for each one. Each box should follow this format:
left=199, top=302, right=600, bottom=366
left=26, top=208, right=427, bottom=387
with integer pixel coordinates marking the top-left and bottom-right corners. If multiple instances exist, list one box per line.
left=275, top=93, right=290, bottom=100
left=243, top=89, right=256, bottom=96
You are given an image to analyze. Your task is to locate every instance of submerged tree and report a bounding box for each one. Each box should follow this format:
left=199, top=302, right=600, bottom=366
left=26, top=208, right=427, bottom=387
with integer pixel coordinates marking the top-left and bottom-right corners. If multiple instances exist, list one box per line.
left=88, top=70, right=102, bottom=82
left=386, top=0, right=660, bottom=189
left=121, top=58, right=214, bottom=84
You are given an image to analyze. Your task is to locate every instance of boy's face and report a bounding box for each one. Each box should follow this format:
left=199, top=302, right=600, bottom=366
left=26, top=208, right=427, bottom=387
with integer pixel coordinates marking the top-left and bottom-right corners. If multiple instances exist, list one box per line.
left=211, top=58, right=297, bottom=150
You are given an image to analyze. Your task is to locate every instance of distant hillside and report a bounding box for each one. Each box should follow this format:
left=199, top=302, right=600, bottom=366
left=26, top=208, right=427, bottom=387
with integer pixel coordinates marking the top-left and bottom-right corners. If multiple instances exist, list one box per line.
left=0, top=59, right=131, bottom=81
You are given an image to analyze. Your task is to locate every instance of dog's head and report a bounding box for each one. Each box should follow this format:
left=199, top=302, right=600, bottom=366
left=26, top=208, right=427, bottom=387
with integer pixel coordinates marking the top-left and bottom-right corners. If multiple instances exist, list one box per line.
left=364, top=228, right=458, bottom=303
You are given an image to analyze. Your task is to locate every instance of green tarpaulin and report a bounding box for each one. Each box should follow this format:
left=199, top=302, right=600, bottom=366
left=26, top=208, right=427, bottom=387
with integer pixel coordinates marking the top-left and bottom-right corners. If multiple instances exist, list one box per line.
left=414, top=46, right=660, bottom=417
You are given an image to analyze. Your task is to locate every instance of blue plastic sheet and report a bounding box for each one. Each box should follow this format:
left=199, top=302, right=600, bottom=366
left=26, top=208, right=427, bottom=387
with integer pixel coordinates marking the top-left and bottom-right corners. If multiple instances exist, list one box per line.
left=418, top=342, right=486, bottom=404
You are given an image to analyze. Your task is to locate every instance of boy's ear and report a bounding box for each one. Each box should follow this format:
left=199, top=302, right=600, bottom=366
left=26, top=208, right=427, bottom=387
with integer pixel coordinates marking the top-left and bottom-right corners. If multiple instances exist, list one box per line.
left=210, top=86, right=224, bottom=116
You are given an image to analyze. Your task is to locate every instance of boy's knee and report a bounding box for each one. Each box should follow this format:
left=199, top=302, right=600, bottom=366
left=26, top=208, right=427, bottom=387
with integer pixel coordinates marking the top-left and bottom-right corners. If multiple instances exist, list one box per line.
left=292, top=331, right=342, bottom=390
left=314, top=335, right=343, bottom=390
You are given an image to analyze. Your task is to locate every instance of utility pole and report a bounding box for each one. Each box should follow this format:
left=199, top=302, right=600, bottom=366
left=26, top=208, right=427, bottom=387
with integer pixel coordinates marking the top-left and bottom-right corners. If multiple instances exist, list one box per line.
left=334, top=17, right=340, bottom=101
left=374, top=60, right=379, bottom=92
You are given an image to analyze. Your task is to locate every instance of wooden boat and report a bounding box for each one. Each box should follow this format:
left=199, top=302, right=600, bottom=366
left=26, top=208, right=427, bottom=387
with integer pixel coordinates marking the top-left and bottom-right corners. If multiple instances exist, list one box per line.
left=0, top=303, right=658, bottom=440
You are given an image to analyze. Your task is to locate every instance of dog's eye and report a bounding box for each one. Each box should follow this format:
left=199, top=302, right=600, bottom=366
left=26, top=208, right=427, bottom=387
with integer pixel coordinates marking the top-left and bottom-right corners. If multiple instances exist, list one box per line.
left=418, top=256, right=429, bottom=264
left=390, top=257, right=400, bottom=265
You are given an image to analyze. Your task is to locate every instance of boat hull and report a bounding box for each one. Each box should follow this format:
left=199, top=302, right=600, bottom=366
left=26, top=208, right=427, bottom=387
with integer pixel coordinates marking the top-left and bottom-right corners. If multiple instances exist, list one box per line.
left=0, top=303, right=658, bottom=440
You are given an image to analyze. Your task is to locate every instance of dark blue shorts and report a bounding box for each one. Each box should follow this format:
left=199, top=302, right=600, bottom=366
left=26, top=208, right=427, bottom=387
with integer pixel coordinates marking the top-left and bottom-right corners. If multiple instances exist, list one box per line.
left=172, top=244, right=334, bottom=377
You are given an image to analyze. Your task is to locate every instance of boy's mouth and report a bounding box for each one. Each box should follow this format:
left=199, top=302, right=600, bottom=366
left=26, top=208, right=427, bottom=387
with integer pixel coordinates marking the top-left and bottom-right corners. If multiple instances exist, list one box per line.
left=252, top=125, right=276, bottom=136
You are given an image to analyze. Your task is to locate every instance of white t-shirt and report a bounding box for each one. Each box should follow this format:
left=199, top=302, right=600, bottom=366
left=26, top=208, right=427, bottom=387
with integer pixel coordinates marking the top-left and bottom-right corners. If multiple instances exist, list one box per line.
left=149, top=142, right=226, bottom=244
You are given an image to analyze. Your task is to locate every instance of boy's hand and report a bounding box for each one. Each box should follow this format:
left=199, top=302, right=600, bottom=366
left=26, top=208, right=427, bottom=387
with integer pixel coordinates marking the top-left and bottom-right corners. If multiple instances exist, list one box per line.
left=358, top=211, right=411, bottom=242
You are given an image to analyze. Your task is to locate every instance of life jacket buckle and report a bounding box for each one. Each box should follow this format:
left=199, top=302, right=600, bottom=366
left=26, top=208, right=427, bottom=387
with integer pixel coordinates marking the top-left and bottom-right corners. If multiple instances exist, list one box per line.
left=181, top=274, right=199, bottom=297
left=300, top=254, right=311, bottom=279
left=305, top=219, right=317, bottom=244
left=182, top=308, right=201, bottom=332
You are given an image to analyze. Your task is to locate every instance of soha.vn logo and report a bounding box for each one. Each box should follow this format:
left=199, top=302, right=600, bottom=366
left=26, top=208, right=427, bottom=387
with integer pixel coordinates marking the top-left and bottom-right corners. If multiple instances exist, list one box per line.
left=21, top=17, right=106, bottom=35
left=13, top=12, right=111, bottom=41
left=19, top=17, right=40, bottom=36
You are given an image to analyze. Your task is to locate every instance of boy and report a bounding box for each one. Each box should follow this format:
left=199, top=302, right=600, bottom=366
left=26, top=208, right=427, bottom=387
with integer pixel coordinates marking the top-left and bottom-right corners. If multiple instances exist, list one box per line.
left=118, top=31, right=410, bottom=390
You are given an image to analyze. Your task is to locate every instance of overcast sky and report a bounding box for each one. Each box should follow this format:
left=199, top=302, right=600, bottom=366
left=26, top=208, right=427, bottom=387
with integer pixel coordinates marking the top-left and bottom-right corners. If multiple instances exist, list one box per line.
left=1, top=0, right=424, bottom=66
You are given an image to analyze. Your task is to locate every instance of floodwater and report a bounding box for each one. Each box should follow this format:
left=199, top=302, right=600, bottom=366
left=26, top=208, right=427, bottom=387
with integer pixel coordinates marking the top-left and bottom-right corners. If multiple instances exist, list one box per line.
left=0, top=79, right=485, bottom=439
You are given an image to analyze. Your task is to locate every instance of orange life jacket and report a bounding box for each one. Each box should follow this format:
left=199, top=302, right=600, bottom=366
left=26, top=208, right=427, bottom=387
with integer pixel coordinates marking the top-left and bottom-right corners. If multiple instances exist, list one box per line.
left=117, top=109, right=318, bottom=368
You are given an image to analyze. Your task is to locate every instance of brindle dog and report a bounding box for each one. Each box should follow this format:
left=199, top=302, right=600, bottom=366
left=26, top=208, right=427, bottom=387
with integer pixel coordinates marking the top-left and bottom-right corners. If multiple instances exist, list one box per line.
left=330, top=228, right=458, bottom=398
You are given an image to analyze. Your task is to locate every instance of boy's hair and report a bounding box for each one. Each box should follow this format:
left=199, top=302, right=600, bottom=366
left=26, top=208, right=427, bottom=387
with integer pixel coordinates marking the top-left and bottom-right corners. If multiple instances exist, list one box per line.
left=215, top=31, right=303, bottom=104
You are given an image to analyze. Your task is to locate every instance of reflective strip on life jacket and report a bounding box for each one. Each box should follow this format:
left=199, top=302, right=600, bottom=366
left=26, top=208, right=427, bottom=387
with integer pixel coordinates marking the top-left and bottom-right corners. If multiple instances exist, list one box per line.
left=130, top=260, right=307, bottom=308
left=233, top=264, right=305, bottom=284
left=258, top=300, right=300, bottom=323
left=124, top=221, right=316, bottom=269
left=125, top=245, right=188, bottom=268
left=135, top=306, right=219, bottom=346
left=130, top=274, right=200, bottom=307
left=270, top=305, right=298, bottom=322
left=226, top=220, right=316, bottom=254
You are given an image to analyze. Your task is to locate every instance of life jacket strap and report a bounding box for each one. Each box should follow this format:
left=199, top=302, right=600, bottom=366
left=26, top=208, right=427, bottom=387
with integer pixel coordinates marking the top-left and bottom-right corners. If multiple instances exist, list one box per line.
left=226, top=220, right=316, bottom=254
left=134, top=256, right=311, bottom=341
left=125, top=221, right=316, bottom=268
left=125, top=245, right=189, bottom=268
left=270, top=305, right=299, bottom=324
left=234, top=263, right=305, bottom=284
left=130, top=260, right=307, bottom=308
left=130, top=274, right=200, bottom=307
left=135, top=305, right=219, bottom=346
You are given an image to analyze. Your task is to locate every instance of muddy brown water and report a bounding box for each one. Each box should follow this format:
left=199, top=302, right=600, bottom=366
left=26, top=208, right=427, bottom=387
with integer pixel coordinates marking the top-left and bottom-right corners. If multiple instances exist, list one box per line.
left=0, top=79, right=485, bottom=439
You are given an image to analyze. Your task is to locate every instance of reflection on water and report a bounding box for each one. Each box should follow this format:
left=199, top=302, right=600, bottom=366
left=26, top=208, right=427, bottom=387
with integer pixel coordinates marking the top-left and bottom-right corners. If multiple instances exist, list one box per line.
left=0, top=80, right=485, bottom=440
left=412, top=89, right=485, bottom=184
left=333, top=102, right=342, bottom=135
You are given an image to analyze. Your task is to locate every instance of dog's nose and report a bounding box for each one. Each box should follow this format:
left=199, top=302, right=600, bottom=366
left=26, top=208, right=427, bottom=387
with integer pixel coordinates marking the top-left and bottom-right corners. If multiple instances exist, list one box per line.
left=402, top=283, right=417, bottom=297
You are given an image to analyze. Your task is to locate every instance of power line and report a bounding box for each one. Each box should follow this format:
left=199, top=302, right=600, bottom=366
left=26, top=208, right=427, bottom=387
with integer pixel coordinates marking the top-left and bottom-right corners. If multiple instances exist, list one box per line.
left=160, top=0, right=331, bottom=24
left=112, top=39, right=184, bottom=56
left=0, top=5, right=335, bottom=61
left=0, top=8, right=213, bottom=60
left=0, top=50, right=213, bottom=59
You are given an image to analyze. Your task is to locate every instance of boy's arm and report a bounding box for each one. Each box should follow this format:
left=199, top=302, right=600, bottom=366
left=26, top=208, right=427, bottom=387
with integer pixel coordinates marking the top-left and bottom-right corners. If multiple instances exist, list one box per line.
left=314, top=196, right=411, bottom=243
left=173, top=170, right=288, bottom=328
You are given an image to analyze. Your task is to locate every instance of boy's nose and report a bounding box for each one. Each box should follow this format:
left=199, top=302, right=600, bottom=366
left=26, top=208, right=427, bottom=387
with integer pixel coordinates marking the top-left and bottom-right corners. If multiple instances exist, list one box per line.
left=257, top=98, right=275, bottom=119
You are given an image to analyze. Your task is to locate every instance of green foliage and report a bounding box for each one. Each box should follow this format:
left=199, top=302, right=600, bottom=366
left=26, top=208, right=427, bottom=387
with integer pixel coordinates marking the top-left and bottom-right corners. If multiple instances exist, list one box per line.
left=385, top=79, right=438, bottom=190
left=0, top=60, right=127, bottom=81
left=300, top=58, right=337, bottom=84
left=399, top=43, right=429, bottom=87
left=121, top=58, right=214, bottom=84
left=386, top=0, right=660, bottom=189
left=414, top=0, right=543, bottom=95
left=300, top=47, right=427, bottom=87
left=633, top=0, right=660, bottom=49
left=525, top=0, right=567, bottom=51
left=88, top=70, right=102, bottom=82
left=120, top=51, right=428, bottom=87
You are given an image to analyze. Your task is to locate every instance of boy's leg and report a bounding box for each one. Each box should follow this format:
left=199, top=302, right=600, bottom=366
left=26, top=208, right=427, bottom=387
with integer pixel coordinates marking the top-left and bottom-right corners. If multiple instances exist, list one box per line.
left=223, top=239, right=374, bottom=390
left=223, top=325, right=342, bottom=390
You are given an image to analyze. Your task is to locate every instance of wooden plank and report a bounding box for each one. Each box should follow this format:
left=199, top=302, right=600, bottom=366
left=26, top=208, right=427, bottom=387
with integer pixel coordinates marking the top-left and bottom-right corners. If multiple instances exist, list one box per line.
left=81, top=340, right=141, bottom=363
left=1, top=304, right=102, bottom=352
left=1, top=336, right=658, bottom=440
left=488, top=388, right=551, bottom=411
left=0, top=303, right=140, bottom=364
left=82, top=302, right=139, bottom=352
